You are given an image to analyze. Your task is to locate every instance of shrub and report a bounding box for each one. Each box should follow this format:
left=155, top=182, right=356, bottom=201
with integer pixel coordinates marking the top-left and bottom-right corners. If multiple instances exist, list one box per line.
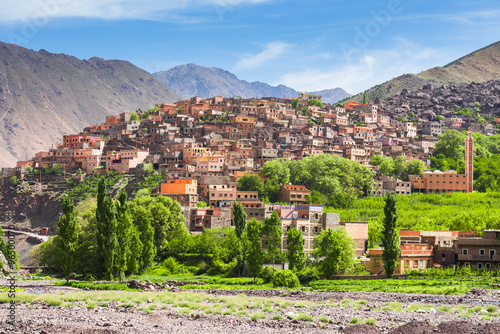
left=296, top=267, right=320, bottom=285
left=210, top=258, right=238, bottom=275
left=273, top=270, right=299, bottom=288
left=196, top=261, right=210, bottom=275
left=163, top=257, right=179, bottom=273
left=259, top=266, right=274, bottom=284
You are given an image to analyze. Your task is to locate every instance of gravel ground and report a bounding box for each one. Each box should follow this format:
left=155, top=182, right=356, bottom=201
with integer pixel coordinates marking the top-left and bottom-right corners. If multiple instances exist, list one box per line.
left=1, top=280, right=499, bottom=334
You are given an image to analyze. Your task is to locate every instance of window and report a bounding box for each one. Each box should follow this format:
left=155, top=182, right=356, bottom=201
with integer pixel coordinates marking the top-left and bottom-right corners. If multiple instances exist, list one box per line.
left=405, top=260, right=410, bottom=267
left=301, top=226, right=305, bottom=232
left=480, top=249, right=485, bottom=256
left=426, top=259, right=431, bottom=268
left=462, top=249, right=468, bottom=255
left=486, top=263, right=491, bottom=270
left=464, top=262, right=470, bottom=268
left=478, top=263, right=483, bottom=270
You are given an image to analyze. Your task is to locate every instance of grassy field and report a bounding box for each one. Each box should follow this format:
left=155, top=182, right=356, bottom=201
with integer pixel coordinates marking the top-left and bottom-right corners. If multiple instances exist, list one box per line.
left=54, top=272, right=500, bottom=295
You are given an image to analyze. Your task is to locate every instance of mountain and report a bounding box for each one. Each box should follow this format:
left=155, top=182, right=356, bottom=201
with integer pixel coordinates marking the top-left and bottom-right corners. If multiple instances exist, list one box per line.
left=0, top=41, right=182, bottom=167
left=152, top=64, right=351, bottom=104
left=347, top=41, right=500, bottom=103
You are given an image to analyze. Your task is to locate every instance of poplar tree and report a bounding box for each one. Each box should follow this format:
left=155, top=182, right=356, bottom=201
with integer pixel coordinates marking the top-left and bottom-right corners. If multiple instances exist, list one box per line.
left=115, top=191, right=132, bottom=281
left=286, top=227, right=305, bottom=272
left=137, top=209, right=156, bottom=272
left=263, top=211, right=282, bottom=268
left=127, top=225, right=143, bottom=275
left=245, top=219, right=264, bottom=283
left=233, top=201, right=247, bottom=240
left=101, top=195, right=118, bottom=280
left=381, top=193, right=401, bottom=278
left=56, top=196, right=78, bottom=282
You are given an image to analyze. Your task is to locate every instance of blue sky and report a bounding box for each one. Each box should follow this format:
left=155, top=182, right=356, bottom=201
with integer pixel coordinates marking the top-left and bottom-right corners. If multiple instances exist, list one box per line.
left=0, top=0, right=499, bottom=95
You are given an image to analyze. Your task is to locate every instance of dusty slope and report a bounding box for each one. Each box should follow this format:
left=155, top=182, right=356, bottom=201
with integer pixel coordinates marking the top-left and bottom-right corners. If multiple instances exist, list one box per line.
left=347, top=41, right=500, bottom=103
left=0, top=41, right=182, bottom=167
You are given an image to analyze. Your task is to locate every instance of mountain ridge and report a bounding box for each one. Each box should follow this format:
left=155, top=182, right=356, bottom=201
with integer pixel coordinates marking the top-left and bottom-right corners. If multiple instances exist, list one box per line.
left=0, top=41, right=182, bottom=167
left=346, top=40, right=500, bottom=103
left=153, top=63, right=351, bottom=104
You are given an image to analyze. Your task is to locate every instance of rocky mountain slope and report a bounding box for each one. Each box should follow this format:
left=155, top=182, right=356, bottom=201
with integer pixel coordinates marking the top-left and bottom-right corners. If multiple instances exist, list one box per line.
left=348, top=40, right=500, bottom=103
left=380, top=80, right=500, bottom=121
left=153, top=63, right=351, bottom=103
left=0, top=41, right=182, bottom=167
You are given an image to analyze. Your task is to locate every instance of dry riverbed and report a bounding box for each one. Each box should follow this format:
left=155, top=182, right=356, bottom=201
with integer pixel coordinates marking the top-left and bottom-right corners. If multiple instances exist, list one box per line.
left=1, top=280, right=500, bottom=334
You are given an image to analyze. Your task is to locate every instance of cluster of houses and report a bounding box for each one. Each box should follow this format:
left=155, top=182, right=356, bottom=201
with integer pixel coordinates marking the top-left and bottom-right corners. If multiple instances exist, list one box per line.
left=4, top=93, right=500, bottom=272
left=370, top=229, right=500, bottom=274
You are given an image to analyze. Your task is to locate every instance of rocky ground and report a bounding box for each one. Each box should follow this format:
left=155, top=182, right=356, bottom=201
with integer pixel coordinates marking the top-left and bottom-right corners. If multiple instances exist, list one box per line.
left=1, top=280, right=499, bottom=333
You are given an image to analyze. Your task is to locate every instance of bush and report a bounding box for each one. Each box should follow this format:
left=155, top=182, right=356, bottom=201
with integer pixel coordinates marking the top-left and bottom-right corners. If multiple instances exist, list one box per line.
left=163, top=257, right=179, bottom=273
left=195, top=261, right=210, bottom=275
left=259, top=266, right=274, bottom=284
left=210, top=258, right=238, bottom=275
left=273, top=270, right=299, bottom=288
left=296, top=267, right=320, bottom=285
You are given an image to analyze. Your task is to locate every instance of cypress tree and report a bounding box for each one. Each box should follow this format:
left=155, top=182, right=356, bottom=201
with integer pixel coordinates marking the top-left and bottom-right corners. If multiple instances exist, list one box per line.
left=137, top=212, right=156, bottom=272
left=233, top=201, right=247, bottom=240
left=115, top=191, right=132, bottom=281
left=56, top=196, right=79, bottom=282
left=381, top=193, right=401, bottom=278
left=101, top=195, right=118, bottom=280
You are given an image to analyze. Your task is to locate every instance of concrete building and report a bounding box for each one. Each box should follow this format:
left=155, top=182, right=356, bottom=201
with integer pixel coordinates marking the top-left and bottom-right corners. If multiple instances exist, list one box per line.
left=456, top=230, right=500, bottom=270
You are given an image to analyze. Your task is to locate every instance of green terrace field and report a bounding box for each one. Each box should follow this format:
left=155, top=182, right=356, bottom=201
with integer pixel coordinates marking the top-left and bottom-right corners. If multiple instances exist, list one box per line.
left=329, top=192, right=500, bottom=235
left=55, top=272, right=500, bottom=295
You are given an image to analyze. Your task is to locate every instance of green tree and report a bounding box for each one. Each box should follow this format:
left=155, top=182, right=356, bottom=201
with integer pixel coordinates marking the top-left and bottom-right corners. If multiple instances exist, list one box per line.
left=362, top=91, right=368, bottom=104
left=370, top=155, right=384, bottom=166
left=244, top=219, right=264, bottom=283
left=393, top=156, right=408, bottom=180
left=115, top=191, right=132, bottom=280
left=381, top=194, right=401, bottom=278
left=433, top=129, right=466, bottom=167
left=136, top=210, right=156, bottom=272
left=129, top=196, right=187, bottom=251
left=379, top=159, right=394, bottom=176
left=286, top=227, right=305, bottom=271
left=306, top=190, right=324, bottom=204
left=196, top=201, right=209, bottom=208
left=130, top=113, right=140, bottom=121
left=233, top=201, right=247, bottom=240
left=263, top=211, right=282, bottom=268
left=76, top=168, right=83, bottom=176
left=100, top=195, right=118, bottom=280
left=56, top=196, right=79, bottom=281
left=127, top=225, right=143, bottom=274
left=313, top=228, right=355, bottom=279
left=407, top=159, right=425, bottom=177
left=237, top=173, right=264, bottom=198
left=291, top=98, right=299, bottom=110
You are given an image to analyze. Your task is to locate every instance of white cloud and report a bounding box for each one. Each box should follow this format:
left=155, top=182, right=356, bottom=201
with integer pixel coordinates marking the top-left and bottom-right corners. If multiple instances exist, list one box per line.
left=236, top=41, right=294, bottom=69
left=0, top=0, right=273, bottom=23
left=279, top=38, right=450, bottom=94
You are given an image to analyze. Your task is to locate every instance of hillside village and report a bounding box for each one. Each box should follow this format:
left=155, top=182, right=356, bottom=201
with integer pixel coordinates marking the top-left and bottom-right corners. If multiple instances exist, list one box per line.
left=2, top=92, right=499, bottom=273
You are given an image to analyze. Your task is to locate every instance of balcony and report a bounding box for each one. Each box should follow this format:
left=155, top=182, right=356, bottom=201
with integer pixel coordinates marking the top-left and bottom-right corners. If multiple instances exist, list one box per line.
left=458, top=254, right=500, bottom=261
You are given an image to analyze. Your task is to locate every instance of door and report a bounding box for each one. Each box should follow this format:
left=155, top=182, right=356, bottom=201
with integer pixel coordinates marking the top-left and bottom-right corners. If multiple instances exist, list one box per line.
left=490, top=250, right=495, bottom=260
left=419, top=260, right=424, bottom=269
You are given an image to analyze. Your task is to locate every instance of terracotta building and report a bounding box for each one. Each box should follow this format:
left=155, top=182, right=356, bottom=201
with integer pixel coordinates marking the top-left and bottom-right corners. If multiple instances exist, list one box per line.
left=278, top=185, right=311, bottom=204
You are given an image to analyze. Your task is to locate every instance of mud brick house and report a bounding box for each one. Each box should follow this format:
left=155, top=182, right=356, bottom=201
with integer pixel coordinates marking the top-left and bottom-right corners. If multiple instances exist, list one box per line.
left=278, top=185, right=311, bottom=204
left=370, top=243, right=434, bottom=275
left=456, top=230, right=500, bottom=270
left=186, top=207, right=232, bottom=233
left=160, top=178, right=198, bottom=207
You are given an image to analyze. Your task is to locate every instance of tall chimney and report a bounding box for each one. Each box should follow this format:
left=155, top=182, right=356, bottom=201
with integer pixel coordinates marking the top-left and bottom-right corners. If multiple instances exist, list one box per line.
left=465, top=129, right=474, bottom=193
